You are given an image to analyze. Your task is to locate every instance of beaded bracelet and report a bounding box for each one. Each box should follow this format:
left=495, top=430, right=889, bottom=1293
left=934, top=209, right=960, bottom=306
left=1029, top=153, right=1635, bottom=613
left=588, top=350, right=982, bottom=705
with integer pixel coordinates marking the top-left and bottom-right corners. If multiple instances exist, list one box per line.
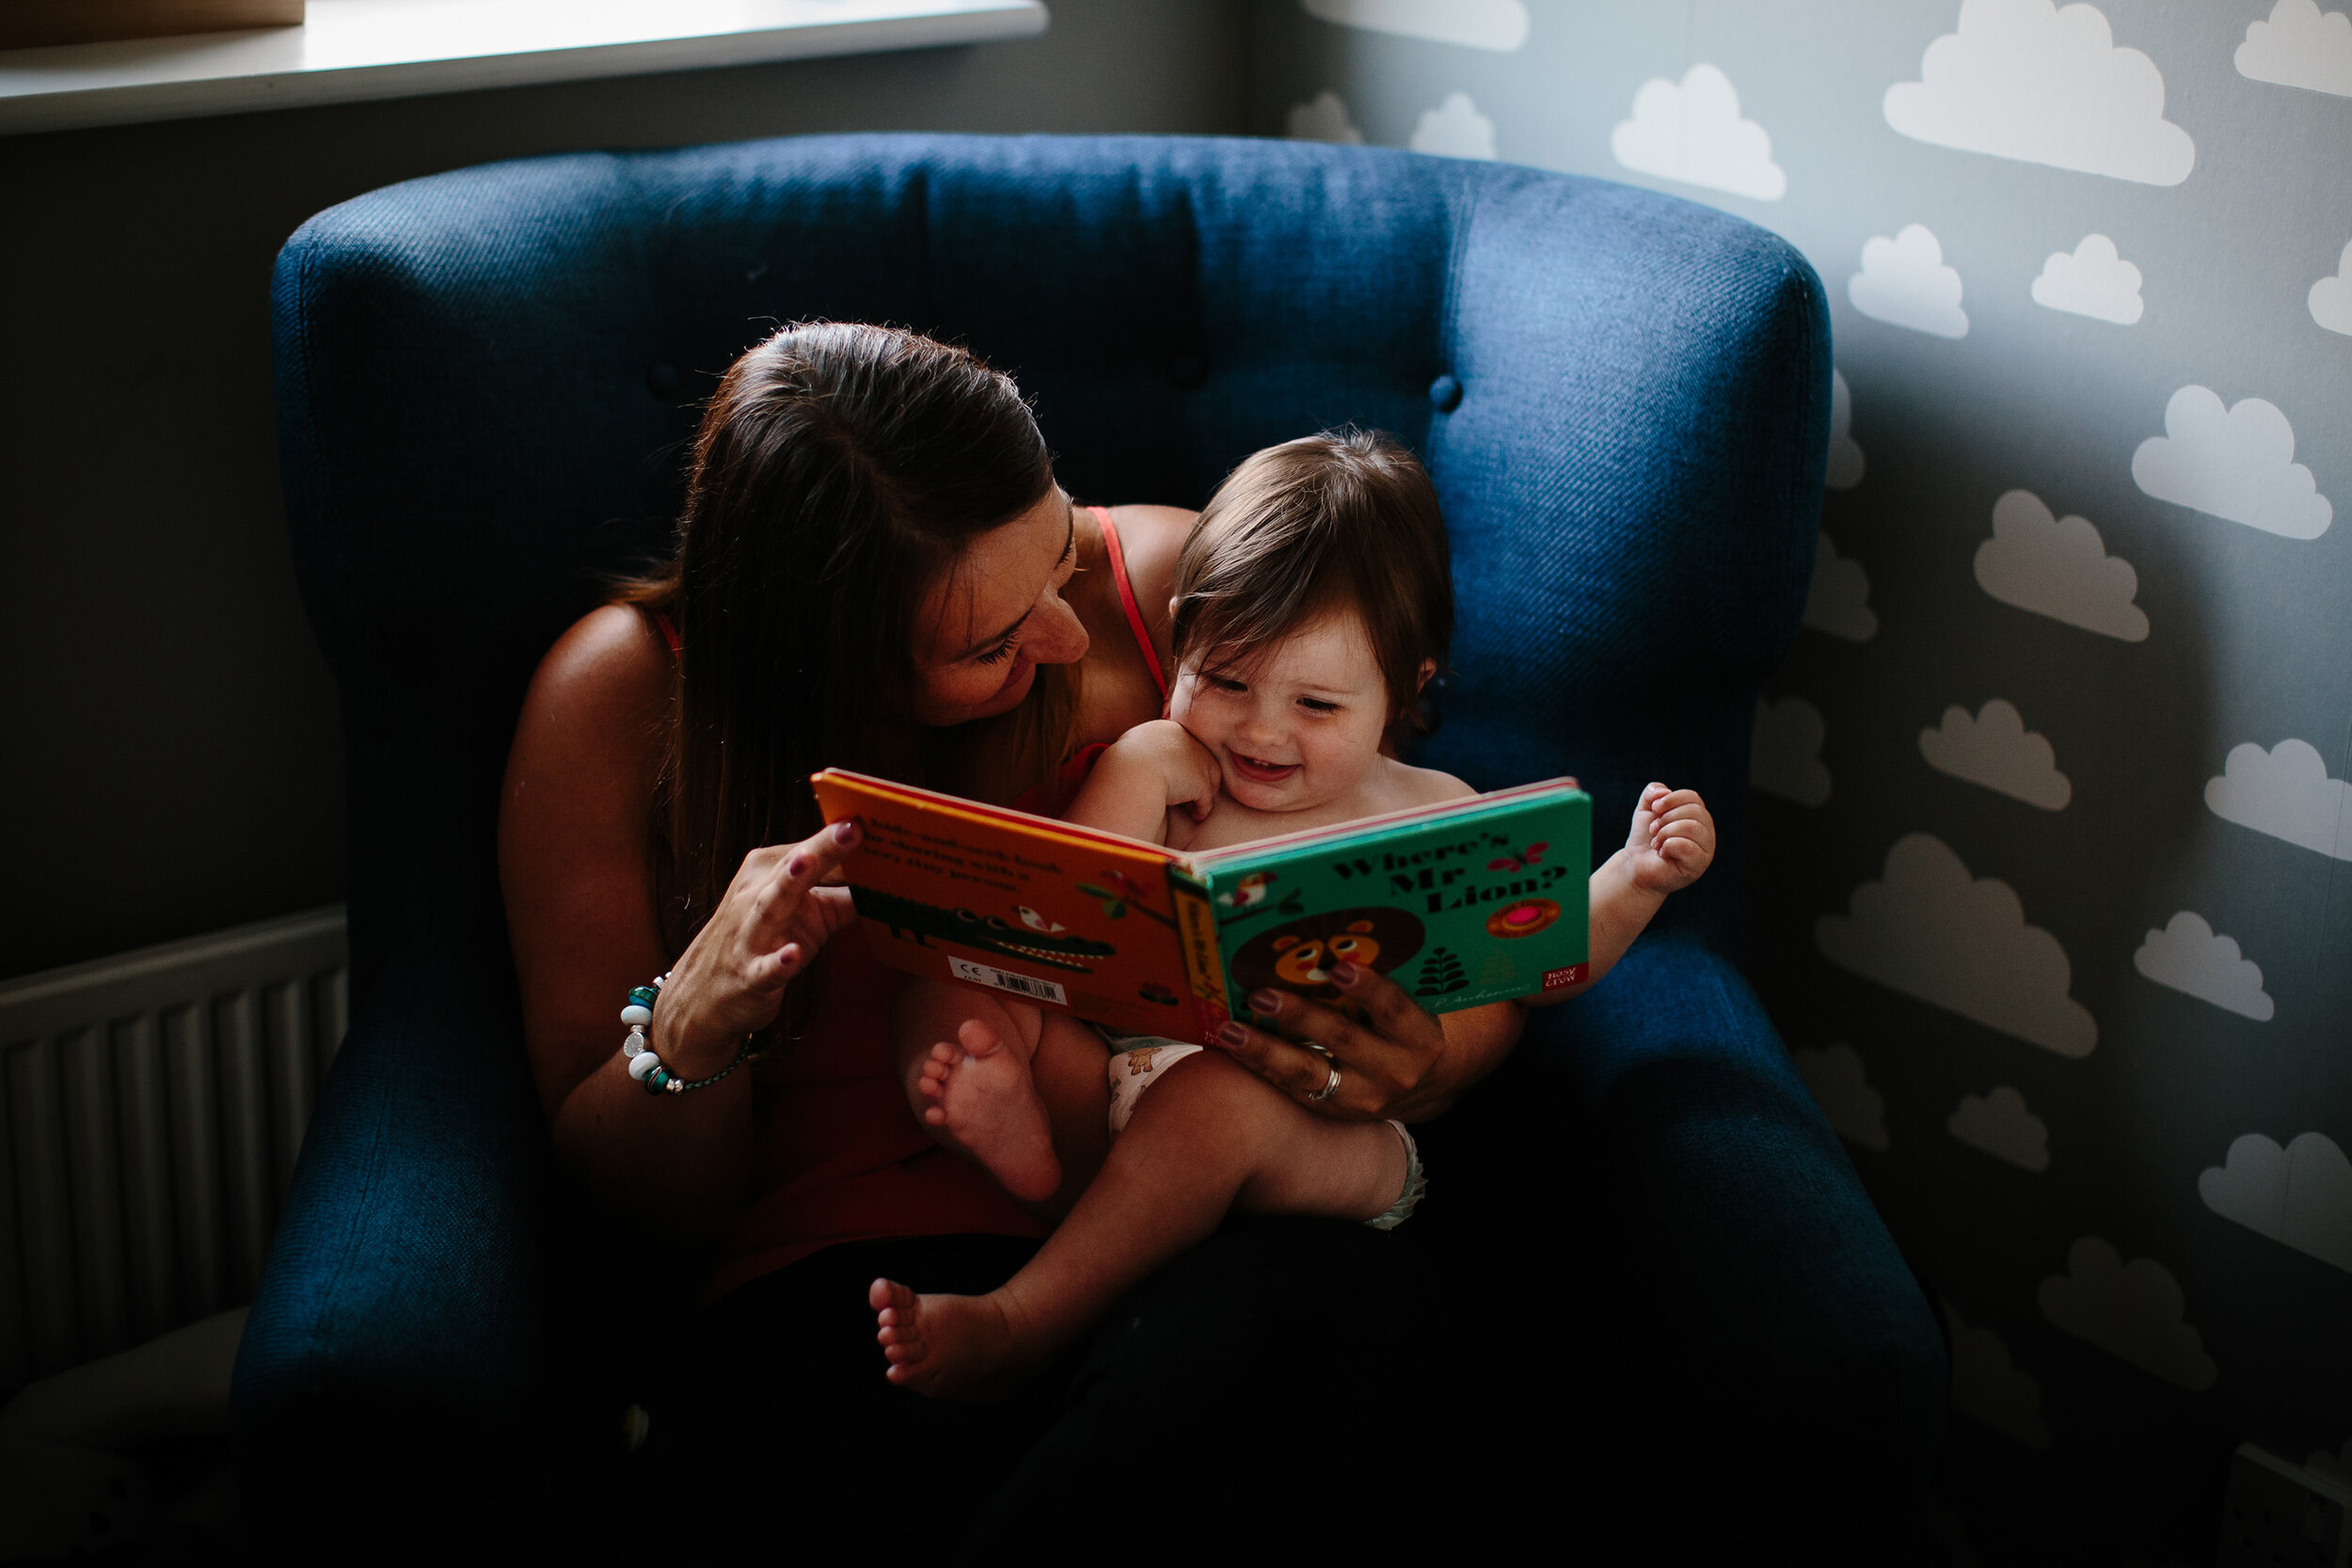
left=620, top=973, right=752, bottom=1095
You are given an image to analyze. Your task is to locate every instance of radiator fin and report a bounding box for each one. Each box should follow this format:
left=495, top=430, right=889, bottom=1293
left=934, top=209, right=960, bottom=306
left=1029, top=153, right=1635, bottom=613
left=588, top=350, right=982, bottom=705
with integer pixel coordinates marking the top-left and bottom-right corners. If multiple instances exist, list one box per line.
left=0, top=907, right=347, bottom=1395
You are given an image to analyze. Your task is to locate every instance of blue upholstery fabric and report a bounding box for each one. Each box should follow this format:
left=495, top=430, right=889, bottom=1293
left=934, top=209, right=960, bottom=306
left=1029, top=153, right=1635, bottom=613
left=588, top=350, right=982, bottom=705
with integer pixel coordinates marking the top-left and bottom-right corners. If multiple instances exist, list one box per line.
left=230, top=941, right=564, bottom=1527
left=246, top=133, right=1941, bottom=1547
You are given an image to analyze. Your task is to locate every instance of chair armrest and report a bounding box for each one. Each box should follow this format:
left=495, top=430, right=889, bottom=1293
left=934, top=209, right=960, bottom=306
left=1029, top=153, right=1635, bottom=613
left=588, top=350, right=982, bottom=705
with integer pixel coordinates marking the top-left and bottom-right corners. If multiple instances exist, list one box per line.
left=231, top=940, right=561, bottom=1544
left=1502, top=939, right=1947, bottom=1543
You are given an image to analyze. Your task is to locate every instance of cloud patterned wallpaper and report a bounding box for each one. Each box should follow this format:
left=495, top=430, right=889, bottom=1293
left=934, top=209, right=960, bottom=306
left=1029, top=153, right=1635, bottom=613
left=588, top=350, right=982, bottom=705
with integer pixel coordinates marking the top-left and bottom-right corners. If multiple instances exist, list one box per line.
left=1248, top=0, right=2349, bottom=1553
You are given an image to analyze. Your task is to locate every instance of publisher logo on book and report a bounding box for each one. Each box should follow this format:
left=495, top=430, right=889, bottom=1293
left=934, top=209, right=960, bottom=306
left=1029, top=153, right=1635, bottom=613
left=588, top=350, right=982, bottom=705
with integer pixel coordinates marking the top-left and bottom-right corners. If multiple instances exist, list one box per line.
left=1542, top=963, right=1589, bottom=990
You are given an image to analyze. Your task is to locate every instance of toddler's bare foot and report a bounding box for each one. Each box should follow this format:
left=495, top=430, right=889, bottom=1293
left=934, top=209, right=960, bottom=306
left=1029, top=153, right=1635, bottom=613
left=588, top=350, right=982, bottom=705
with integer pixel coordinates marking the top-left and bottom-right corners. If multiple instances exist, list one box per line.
left=869, top=1277, right=1039, bottom=1401
left=917, top=1019, right=1060, bottom=1202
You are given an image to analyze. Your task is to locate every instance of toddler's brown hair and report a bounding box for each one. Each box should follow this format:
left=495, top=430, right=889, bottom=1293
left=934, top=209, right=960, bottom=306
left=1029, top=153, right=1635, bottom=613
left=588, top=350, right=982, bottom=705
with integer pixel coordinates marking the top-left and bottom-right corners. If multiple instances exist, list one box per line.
left=1170, top=428, right=1454, bottom=739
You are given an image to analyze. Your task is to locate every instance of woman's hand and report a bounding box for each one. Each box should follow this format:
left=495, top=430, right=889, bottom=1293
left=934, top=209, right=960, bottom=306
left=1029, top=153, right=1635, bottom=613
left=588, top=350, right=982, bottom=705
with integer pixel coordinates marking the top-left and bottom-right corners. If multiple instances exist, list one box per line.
left=652, top=819, right=864, bottom=1072
left=1206, top=963, right=1521, bottom=1123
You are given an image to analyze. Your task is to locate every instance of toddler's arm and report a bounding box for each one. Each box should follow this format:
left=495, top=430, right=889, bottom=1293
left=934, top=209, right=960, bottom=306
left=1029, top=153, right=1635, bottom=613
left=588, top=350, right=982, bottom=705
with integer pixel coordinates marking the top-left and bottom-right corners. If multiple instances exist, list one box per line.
left=1063, top=719, right=1222, bottom=843
left=1534, top=783, right=1715, bottom=1005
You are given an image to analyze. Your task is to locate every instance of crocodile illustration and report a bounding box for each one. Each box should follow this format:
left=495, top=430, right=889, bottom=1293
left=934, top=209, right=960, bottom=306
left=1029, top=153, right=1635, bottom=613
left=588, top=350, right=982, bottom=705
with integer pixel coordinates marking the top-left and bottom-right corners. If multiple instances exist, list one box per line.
left=850, top=886, right=1117, bottom=974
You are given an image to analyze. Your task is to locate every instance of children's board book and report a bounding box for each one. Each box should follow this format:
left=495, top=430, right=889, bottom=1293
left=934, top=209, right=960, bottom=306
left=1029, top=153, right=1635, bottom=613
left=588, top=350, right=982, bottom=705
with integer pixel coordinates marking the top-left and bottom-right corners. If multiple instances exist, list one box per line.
left=809, top=769, right=1592, bottom=1043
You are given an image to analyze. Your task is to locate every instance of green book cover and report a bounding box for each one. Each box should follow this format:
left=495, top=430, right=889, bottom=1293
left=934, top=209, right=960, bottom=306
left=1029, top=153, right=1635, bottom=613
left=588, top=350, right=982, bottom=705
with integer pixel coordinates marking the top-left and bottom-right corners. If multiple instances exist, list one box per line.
left=1175, top=780, right=1591, bottom=1025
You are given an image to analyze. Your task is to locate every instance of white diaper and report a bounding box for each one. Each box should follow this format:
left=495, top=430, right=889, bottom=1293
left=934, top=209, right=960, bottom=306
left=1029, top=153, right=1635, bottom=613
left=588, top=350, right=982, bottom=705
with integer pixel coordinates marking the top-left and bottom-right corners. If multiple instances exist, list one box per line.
left=1104, top=1037, right=1207, bottom=1133
left=1100, top=1036, right=1426, bottom=1229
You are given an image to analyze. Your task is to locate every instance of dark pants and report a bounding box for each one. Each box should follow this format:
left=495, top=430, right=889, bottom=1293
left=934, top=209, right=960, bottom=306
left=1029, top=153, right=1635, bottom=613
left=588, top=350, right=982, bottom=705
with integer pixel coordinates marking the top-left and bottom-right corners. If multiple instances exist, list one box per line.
left=639, top=1011, right=1936, bottom=1563
left=647, top=1216, right=1458, bottom=1562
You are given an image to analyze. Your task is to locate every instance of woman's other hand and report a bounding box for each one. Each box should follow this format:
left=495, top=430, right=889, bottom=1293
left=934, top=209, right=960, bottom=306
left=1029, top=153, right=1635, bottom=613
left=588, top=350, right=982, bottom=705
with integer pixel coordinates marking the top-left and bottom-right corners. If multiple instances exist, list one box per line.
left=655, top=819, right=864, bottom=1072
left=1206, top=964, right=1521, bottom=1123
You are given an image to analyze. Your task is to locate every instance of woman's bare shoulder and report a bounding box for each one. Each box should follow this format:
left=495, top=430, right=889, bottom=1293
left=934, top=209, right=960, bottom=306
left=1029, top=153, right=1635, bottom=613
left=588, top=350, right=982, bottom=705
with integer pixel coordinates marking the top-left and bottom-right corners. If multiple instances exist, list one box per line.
left=1103, top=505, right=1195, bottom=623
left=504, top=605, right=671, bottom=842
left=532, top=603, right=670, bottom=710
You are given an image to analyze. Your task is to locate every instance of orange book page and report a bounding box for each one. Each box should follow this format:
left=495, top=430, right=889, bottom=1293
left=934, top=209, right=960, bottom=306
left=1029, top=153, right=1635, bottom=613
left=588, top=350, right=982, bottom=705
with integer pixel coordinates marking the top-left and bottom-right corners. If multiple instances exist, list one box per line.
left=810, top=771, right=1204, bottom=1039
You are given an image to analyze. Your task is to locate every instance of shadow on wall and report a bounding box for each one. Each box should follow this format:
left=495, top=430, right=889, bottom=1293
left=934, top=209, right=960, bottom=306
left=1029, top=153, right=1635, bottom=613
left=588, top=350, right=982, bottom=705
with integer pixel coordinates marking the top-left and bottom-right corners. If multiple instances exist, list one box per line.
left=1245, top=3, right=2352, bottom=1557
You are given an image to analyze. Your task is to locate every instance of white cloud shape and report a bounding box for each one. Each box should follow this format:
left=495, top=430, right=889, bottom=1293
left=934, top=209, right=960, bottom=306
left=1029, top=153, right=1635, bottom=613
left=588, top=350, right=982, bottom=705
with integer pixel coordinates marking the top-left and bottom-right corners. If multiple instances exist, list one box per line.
left=2031, top=233, right=2143, bottom=325
left=1753, top=696, right=1832, bottom=807
left=1827, top=370, right=1865, bottom=490
left=1948, top=1085, right=2052, bottom=1171
left=1610, top=63, right=1788, bottom=200
left=1850, top=224, right=1968, bottom=338
left=2199, top=1132, right=2352, bottom=1273
left=1287, top=90, right=1365, bottom=145
left=2312, top=243, right=2352, bottom=336
left=2237, top=0, right=2352, bottom=96
left=1973, top=488, right=2148, bottom=641
left=1920, top=699, right=2072, bottom=810
left=1804, top=531, right=1878, bottom=641
left=1945, top=1302, right=2052, bottom=1447
left=1817, top=832, right=2097, bottom=1056
left=1409, top=92, right=1497, bottom=159
left=2038, top=1237, right=2217, bottom=1390
left=1301, top=0, right=1528, bottom=52
left=1793, top=1044, right=1887, bottom=1150
left=2132, top=387, right=2332, bottom=540
left=2133, top=912, right=2274, bottom=1021
left=1883, top=0, right=2195, bottom=185
left=2204, top=739, right=2352, bottom=860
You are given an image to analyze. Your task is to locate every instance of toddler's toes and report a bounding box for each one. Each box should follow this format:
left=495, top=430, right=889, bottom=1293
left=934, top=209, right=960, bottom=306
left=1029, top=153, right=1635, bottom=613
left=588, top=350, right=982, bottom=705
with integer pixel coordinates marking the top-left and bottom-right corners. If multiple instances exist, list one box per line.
left=871, top=1277, right=930, bottom=1373
left=957, top=1018, right=1009, bottom=1059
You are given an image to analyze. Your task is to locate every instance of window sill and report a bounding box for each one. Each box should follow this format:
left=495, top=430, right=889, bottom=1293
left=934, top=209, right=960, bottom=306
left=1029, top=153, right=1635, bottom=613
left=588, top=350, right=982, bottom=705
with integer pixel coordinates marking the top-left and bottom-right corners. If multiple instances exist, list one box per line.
left=0, top=0, right=1049, bottom=135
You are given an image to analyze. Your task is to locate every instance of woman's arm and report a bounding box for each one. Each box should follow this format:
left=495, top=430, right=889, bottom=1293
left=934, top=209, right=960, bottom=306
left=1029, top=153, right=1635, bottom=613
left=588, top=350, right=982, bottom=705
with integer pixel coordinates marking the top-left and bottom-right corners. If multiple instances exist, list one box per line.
left=498, top=607, right=855, bottom=1264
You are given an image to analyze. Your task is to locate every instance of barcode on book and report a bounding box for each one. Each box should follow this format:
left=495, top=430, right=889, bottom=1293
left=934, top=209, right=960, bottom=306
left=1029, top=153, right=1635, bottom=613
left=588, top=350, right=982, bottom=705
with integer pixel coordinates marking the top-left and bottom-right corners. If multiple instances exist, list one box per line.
left=947, top=957, right=1069, bottom=1006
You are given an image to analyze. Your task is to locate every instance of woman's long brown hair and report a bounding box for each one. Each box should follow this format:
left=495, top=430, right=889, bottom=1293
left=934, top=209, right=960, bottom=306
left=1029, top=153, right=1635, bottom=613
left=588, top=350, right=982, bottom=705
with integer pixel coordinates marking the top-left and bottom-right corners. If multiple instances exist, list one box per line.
left=617, top=323, right=1061, bottom=937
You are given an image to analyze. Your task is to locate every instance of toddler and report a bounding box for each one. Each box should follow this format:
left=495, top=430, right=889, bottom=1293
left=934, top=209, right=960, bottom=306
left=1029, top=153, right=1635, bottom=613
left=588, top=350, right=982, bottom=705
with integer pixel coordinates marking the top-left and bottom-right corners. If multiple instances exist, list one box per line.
left=873, top=429, right=1716, bottom=1397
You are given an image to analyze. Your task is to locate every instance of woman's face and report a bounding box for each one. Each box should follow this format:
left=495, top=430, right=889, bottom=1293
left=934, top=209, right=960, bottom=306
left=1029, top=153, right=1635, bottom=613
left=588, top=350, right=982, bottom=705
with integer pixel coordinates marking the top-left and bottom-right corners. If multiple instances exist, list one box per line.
left=907, top=489, right=1089, bottom=726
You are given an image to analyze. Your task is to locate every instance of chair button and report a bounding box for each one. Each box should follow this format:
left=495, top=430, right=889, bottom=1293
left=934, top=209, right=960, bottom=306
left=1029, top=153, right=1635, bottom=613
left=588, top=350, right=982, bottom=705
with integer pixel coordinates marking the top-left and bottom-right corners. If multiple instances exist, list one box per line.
left=1428, top=373, right=1463, bottom=412
left=1168, top=353, right=1207, bottom=391
left=646, top=363, right=681, bottom=401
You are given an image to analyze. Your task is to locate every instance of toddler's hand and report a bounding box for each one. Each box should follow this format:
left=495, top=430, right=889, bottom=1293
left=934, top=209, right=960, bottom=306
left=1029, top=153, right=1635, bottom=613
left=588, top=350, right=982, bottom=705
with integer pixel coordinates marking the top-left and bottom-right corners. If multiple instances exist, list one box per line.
left=1626, top=783, right=1713, bottom=895
left=1104, top=719, right=1223, bottom=823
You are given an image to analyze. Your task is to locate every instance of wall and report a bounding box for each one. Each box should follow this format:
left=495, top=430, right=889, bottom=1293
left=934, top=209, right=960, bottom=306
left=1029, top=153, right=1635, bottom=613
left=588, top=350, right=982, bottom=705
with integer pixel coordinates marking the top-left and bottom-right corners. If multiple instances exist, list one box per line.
left=1248, top=0, right=2350, bottom=1557
left=0, top=0, right=1246, bottom=980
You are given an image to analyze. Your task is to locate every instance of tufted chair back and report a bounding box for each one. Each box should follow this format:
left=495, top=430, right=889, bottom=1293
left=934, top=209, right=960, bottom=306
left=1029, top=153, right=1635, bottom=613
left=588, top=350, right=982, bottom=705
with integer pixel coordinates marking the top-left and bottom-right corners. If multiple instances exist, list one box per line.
left=273, top=133, right=1828, bottom=996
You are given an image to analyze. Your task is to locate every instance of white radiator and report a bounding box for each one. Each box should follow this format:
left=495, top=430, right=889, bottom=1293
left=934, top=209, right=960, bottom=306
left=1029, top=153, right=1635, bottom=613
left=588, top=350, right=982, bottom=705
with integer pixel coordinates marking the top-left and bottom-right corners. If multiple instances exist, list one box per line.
left=0, top=907, right=347, bottom=1396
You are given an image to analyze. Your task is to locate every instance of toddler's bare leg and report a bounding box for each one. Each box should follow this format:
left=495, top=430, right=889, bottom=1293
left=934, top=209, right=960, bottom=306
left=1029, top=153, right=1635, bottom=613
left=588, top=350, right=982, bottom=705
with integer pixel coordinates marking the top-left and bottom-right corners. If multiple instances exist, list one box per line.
left=1028, top=1013, right=1112, bottom=1214
left=872, top=1051, right=1406, bottom=1400
left=894, top=979, right=1059, bottom=1203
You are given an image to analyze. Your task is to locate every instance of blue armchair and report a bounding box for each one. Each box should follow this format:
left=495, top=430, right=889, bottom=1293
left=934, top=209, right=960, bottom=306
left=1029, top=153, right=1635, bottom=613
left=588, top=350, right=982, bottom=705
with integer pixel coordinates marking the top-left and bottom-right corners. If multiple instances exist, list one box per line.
left=239, top=134, right=1944, bottom=1552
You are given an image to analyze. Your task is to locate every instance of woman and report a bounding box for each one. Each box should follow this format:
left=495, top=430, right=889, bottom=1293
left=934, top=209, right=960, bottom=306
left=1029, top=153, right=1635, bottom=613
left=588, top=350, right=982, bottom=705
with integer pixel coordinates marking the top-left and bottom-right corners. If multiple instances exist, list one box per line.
left=499, top=323, right=1524, bottom=1557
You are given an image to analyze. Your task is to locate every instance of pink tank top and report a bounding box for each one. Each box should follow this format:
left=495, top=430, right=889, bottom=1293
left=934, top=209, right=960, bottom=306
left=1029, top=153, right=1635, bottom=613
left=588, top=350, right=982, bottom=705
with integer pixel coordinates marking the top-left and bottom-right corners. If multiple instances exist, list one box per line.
left=1010, top=507, right=1168, bottom=816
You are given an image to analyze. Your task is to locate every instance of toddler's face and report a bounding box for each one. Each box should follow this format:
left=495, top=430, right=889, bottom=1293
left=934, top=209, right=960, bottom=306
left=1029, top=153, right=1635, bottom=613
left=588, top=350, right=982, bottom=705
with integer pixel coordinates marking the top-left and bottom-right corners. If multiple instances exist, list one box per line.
left=1170, top=608, right=1392, bottom=815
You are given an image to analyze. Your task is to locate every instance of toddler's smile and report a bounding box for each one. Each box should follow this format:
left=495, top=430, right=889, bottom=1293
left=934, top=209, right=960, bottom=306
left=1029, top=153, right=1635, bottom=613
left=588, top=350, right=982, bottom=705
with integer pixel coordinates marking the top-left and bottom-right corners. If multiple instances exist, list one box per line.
left=1170, top=608, right=1393, bottom=817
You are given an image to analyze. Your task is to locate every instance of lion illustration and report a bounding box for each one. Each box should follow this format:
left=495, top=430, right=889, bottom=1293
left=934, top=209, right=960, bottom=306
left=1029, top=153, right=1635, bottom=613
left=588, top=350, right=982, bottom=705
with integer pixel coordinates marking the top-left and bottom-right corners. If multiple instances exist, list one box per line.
left=1229, top=907, right=1425, bottom=1006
